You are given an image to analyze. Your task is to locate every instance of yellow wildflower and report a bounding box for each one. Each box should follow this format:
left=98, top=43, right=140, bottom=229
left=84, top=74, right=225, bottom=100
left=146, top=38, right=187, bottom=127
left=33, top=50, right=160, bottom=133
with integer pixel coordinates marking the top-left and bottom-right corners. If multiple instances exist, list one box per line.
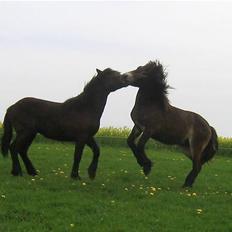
left=196, top=209, right=203, bottom=214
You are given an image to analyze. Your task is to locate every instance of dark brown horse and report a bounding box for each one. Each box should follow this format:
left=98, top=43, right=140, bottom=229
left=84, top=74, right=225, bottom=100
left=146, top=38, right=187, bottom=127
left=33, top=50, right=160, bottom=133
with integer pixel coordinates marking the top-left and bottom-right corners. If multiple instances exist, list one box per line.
left=1, top=68, right=130, bottom=179
left=125, top=61, right=218, bottom=187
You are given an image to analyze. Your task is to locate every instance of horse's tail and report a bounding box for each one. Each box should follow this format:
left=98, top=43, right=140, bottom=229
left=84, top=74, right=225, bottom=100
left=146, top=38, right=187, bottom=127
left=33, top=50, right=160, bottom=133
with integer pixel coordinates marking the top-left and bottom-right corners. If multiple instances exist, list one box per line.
left=1, top=111, right=13, bottom=157
left=201, top=126, right=218, bottom=164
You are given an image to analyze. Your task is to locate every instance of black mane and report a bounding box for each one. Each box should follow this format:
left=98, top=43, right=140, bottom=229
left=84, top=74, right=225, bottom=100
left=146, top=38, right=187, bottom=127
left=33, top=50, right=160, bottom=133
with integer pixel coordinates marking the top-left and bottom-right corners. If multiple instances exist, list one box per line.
left=63, top=74, right=102, bottom=107
left=143, top=61, right=169, bottom=92
left=83, top=74, right=102, bottom=93
left=64, top=68, right=121, bottom=108
left=140, top=61, right=170, bottom=107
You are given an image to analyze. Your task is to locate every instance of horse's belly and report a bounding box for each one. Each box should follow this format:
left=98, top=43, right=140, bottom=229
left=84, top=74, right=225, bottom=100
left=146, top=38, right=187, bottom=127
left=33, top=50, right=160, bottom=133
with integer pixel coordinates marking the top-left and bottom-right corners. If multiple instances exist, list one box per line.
left=151, top=133, right=185, bottom=146
left=37, top=121, right=99, bottom=142
left=37, top=127, right=74, bottom=141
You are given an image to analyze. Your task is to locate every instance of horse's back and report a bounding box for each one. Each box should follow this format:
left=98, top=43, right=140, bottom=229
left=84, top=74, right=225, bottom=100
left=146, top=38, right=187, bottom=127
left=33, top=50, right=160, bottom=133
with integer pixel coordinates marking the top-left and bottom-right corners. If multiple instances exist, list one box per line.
left=168, top=106, right=212, bottom=141
left=11, top=97, right=60, bottom=108
left=9, top=97, right=61, bottom=112
left=6, top=97, right=62, bottom=132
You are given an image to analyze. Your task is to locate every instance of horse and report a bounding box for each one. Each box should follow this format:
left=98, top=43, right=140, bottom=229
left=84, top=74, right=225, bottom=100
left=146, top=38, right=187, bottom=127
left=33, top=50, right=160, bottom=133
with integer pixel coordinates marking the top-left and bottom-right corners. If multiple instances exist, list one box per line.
left=1, top=68, right=130, bottom=179
left=124, top=61, right=218, bottom=187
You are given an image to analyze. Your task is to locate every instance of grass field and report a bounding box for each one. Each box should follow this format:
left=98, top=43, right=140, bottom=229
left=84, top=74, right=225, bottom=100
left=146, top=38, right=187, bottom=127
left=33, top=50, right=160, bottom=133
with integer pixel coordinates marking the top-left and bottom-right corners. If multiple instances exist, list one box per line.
left=0, top=142, right=231, bottom=232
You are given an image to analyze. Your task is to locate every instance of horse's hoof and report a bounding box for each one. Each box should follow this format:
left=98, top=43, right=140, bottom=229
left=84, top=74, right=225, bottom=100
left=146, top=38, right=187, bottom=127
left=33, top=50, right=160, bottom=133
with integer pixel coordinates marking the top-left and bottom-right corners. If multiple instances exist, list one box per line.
left=88, top=170, right=96, bottom=180
left=143, top=168, right=151, bottom=176
left=29, top=172, right=38, bottom=176
left=143, top=162, right=152, bottom=176
left=88, top=164, right=97, bottom=180
left=143, top=165, right=152, bottom=176
left=71, top=173, right=81, bottom=180
left=28, top=170, right=38, bottom=176
left=182, top=183, right=193, bottom=188
left=11, top=170, right=22, bottom=176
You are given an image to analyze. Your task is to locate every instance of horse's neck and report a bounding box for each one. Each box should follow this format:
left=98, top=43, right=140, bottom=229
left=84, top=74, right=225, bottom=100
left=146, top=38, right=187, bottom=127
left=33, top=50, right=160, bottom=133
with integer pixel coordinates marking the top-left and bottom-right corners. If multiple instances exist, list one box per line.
left=85, top=90, right=109, bottom=115
left=66, top=89, right=109, bottom=116
left=136, top=88, right=169, bottom=109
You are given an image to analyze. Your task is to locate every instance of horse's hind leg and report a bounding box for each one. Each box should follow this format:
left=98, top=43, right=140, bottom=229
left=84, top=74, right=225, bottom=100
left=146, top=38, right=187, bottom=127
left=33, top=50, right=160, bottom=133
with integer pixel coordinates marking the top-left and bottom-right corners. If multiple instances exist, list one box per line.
left=86, top=137, right=100, bottom=180
left=183, top=139, right=208, bottom=187
left=18, top=132, right=37, bottom=176
left=183, top=157, right=202, bottom=188
left=9, top=139, right=22, bottom=176
left=127, top=125, right=144, bottom=166
left=180, top=145, right=193, bottom=161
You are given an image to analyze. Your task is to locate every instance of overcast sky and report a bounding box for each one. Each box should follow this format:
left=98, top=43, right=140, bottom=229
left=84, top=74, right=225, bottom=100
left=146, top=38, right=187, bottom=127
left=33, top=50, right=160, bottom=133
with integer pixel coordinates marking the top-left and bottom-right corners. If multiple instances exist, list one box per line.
left=0, top=1, right=231, bottom=137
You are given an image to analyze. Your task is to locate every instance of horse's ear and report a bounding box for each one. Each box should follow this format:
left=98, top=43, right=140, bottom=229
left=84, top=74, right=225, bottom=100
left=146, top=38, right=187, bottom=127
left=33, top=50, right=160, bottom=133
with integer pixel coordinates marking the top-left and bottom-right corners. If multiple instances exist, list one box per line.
left=96, top=69, right=102, bottom=75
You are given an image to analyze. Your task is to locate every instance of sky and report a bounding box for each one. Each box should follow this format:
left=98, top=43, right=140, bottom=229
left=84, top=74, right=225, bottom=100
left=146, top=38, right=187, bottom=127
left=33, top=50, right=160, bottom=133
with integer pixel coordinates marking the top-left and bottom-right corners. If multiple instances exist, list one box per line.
left=0, top=1, right=231, bottom=137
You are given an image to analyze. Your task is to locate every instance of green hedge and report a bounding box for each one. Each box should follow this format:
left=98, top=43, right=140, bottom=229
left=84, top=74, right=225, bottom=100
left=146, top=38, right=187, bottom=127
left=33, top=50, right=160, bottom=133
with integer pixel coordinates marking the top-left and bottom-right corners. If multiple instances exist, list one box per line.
left=0, top=127, right=231, bottom=156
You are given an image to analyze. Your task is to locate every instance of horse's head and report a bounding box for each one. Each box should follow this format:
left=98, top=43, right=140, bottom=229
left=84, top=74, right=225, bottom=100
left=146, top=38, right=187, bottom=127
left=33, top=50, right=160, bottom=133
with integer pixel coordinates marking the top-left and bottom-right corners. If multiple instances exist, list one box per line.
left=124, top=61, right=167, bottom=88
left=95, top=68, right=130, bottom=92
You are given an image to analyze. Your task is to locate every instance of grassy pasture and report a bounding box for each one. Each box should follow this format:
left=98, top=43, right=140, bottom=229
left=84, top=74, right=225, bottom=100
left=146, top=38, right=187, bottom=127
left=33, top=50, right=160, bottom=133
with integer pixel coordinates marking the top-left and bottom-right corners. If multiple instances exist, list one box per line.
left=0, top=142, right=231, bottom=232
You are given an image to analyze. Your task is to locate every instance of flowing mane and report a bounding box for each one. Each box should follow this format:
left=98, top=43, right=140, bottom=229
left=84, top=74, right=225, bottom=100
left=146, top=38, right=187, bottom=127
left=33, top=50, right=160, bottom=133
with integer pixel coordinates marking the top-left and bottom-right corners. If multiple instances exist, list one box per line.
left=63, top=68, right=122, bottom=108
left=143, top=61, right=169, bottom=94
left=138, top=61, right=170, bottom=107
left=63, top=74, right=101, bottom=107
left=83, top=74, right=101, bottom=93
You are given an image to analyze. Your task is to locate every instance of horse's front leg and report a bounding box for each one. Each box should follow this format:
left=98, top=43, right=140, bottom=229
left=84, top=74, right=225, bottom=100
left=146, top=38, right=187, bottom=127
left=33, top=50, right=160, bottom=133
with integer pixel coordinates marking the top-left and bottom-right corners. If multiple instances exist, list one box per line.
left=136, top=131, right=153, bottom=176
left=71, top=141, right=86, bottom=180
left=86, top=137, right=100, bottom=180
left=127, top=125, right=143, bottom=166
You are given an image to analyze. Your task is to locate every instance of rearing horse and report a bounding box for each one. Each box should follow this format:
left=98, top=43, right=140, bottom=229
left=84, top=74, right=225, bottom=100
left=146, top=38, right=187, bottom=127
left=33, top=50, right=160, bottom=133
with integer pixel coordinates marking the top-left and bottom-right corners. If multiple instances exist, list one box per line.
left=1, top=68, right=130, bottom=179
left=125, top=61, right=218, bottom=187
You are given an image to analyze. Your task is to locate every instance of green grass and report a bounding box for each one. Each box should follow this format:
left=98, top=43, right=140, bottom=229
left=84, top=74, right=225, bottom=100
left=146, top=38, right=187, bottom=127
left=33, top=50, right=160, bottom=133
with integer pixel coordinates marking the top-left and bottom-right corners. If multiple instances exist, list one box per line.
left=0, top=142, right=231, bottom=232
